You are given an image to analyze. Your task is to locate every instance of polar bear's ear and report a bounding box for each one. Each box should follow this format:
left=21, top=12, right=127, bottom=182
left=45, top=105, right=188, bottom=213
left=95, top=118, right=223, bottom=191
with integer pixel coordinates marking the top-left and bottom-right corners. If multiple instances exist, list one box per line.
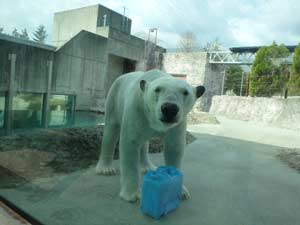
left=140, top=80, right=147, bottom=92
left=195, top=85, right=205, bottom=98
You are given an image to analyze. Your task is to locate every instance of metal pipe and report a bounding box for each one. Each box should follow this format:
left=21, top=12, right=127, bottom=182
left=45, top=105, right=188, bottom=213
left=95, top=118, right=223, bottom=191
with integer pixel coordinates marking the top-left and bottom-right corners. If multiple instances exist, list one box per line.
left=221, top=69, right=226, bottom=95
left=240, top=71, right=244, bottom=96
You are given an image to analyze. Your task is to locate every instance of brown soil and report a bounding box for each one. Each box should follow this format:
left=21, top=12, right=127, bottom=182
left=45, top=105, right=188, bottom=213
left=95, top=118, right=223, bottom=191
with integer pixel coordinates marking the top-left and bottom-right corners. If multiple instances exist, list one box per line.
left=0, top=126, right=196, bottom=174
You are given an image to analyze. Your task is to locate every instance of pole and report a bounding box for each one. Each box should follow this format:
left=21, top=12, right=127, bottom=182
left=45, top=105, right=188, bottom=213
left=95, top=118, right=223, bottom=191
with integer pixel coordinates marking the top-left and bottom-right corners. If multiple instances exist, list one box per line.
left=103, top=14, right=107, bottom=26
left=42, top=60, right=53, bottom=128
left=122, top=6, right=128, bottom=32
left=221, top=69, right=226, bottom=95
left=240, top=72, right=244, bottom=96
left=123, top=6, right=127, bottom=16
left=5, top=53, right=16, bottom=135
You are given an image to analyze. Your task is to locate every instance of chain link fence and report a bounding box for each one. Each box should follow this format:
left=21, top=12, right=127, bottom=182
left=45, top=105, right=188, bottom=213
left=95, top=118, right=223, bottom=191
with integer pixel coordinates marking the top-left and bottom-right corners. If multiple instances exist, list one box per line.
left=222, top=67, right=300, bottom=98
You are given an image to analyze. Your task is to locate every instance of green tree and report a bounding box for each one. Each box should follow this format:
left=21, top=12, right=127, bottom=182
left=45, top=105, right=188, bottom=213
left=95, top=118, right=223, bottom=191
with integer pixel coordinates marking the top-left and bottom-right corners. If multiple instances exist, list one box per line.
left=0, top=28, right=3, bottom=34
left=12, top=28, right=21, bottom=38
left=249, top=42, right=290, bottom=97
left=20, top=29, right=29, bottom=40
left=33, top=25, right=47, bottom=43
left=224, top=65, right=246, bottom=96
left=288, top=45, right=300, bottom=95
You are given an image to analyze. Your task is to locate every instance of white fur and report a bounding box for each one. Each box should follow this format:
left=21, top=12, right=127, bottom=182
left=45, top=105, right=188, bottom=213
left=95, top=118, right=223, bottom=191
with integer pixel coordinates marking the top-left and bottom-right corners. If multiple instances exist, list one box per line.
left=96, top=69, right=203, bottom=202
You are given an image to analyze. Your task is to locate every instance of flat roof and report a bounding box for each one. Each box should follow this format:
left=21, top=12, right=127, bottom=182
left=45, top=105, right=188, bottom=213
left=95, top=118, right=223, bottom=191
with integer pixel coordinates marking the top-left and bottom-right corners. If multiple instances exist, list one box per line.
left=230, top=45, right=297, bottom=53
left=54, top=4, right=132, bottom=21
left=0, top=33, right=56, bottom=51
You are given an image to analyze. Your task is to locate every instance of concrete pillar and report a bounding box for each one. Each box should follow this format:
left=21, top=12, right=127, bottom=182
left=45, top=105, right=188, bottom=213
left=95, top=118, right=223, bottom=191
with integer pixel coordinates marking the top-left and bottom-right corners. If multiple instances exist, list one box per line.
left=42, top=60, right=53, bottom=128
left=5, top=53, right=16, bottom=135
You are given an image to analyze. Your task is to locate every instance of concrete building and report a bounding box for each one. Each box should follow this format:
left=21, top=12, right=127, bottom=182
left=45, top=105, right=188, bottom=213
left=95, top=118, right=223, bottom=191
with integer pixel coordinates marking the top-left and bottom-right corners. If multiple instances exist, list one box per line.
left=0, top=4, right=165, bottom=135
left=53, top=4, right=132, bottom=48
left=53, top=4, right=165, bottom=110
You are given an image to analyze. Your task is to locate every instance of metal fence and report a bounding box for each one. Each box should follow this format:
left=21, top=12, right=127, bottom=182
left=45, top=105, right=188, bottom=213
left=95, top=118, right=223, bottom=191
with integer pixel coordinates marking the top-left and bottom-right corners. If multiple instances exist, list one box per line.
left=222, top=70, right=300, bottom=98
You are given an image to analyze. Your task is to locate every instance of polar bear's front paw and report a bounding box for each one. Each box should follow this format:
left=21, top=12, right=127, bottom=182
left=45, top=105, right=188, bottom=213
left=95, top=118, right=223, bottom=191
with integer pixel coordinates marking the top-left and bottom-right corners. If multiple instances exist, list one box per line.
left=141, top=162, right=156, bottom=174
left=95, top=163, right=117, bottom=176
left=119, top=189, right=140, bottom=202
left=182, top=185, right=191, bottom=200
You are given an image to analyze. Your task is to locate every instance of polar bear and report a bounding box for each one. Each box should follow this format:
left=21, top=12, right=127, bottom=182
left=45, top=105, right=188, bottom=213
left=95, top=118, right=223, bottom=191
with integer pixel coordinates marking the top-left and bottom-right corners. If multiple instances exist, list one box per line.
left=96, top=69, right=205, bottom=202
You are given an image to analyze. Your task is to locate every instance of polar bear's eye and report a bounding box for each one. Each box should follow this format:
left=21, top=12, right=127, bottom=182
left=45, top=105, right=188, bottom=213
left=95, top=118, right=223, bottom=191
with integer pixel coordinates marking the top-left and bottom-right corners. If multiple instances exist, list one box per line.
left=183, top=90, right=189, bottom=96
left=155, top=87, right=161, bottom=93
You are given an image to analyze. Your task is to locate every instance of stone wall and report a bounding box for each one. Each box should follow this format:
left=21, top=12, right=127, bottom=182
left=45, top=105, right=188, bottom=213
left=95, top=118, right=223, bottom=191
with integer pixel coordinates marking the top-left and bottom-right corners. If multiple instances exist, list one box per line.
left=163, top=52, right=206, bottom=112
left=200, top=64, right=224, bottom=112
left=163, top=52, right=206, bottom=85
left=210, top=95, right=300, bottom=130
left=163, top=51, right=224, bottom=112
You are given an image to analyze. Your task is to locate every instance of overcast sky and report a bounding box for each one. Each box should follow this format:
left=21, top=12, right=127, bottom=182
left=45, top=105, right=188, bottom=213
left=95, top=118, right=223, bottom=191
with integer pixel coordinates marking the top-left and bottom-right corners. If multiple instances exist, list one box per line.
left=0, top=0, right=299, bottom=48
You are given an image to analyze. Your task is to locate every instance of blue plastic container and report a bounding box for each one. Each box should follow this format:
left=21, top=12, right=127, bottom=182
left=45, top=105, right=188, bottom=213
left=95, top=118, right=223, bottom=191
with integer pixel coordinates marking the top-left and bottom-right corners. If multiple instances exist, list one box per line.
left=140, top=166, right=183, bottom=219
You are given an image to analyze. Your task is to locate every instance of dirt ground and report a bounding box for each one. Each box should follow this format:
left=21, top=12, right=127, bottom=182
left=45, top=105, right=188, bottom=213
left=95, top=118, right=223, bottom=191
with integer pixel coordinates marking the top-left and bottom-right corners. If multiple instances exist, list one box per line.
left=0, top=126, right=196, bottom=174
left=277, top=148, right=300, bottom=173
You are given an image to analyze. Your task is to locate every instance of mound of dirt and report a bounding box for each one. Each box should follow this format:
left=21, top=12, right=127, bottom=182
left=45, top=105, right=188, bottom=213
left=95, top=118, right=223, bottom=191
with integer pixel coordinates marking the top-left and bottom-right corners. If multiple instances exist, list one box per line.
left=0, top=126, right=196, bottom=174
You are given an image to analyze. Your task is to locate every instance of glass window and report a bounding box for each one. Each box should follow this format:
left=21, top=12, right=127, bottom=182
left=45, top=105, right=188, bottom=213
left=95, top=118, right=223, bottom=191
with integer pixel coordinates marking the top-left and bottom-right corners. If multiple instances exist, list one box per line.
left=49, top=95, right=75, bottom=127
left=12, top=93, right=43, bottom=129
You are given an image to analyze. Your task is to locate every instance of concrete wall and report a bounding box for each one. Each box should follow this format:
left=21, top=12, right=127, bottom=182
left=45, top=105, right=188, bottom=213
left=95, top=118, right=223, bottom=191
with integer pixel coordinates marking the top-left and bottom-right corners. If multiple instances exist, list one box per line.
left=96, top=27, right=110, bottom=38
left=163, top=52, right=206, bottom=85
left=53, top=4, right=133, bottom=48
left=210, top=96, right=300, bottom=130
left=0, top=39, right=53, bottom=93
left=53, top=5, right=99, bottom=47
left=105, top=54, right=125, bottom=94
left=200, top=64, right=224, bottom=112
left=107, top=28, right=145, bottom=61
left=53, top=31, right=108, bottom=110
left=163, top=51, right=224, bottom=112
left=97, top=4, right=131, bottom=34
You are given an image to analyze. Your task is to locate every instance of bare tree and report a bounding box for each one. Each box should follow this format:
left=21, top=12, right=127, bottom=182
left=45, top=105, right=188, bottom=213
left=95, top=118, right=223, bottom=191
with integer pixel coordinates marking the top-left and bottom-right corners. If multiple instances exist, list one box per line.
left=203, top=38, right=223, bottom=51
left=177, top=31, right=199, bottom=52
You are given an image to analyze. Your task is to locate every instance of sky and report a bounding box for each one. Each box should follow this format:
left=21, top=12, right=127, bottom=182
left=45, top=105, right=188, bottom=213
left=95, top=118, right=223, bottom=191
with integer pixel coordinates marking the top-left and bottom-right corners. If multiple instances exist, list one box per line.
left=0, top=0, right=299, bottom=48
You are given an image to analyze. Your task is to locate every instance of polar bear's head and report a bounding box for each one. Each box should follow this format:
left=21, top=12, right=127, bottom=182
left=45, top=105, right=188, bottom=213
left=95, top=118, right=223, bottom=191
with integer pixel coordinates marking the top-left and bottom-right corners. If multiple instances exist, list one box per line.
left=140, top=73, right=205, bottom=132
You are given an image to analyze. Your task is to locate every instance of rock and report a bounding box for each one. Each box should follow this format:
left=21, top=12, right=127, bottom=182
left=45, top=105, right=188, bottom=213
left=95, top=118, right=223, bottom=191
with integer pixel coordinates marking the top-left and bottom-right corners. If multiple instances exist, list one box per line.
left=187, top=112, right=220, bottom=125
left=277, top=148, right=300, bottom=174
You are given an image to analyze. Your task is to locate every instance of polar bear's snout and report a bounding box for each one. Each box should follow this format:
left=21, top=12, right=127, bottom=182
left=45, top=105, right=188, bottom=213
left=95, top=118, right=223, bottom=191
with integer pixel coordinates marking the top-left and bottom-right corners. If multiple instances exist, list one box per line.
left=160, top=102, right=179, bottom=123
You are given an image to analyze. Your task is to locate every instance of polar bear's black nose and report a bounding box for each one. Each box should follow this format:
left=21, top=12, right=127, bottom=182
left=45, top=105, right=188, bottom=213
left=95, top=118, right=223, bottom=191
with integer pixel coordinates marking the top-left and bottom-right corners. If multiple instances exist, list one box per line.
left=161, top=103, right=179, bottom=120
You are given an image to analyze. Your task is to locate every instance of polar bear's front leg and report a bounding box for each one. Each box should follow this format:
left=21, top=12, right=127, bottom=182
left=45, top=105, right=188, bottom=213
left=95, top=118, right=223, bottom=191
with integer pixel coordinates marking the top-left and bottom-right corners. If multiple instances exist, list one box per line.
left=119, top=136, right=141, bottom=202
left=96, top=123, right=119, bottom=175
left=164, top=121, right=190, bottom=200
